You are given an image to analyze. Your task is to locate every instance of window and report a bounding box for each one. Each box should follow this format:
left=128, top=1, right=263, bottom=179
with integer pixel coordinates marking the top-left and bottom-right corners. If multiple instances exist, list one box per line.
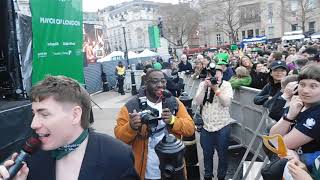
left=268, top=26, right=274, bottom=37
left=309, top=21, right=315, bottom=33
left=255, top=29, right=259, bottom=36
left=290, top=0, right=298, bottom=11
left=216, top=34, right=222, bottom=45
left=267, top=3, right=273, bottom=19
left=291, top=24, right=298, bottom=31
left=308, top=0, right=317, bottom=9
left=247, top=29, right=254, bottom=38
left=135, top=28, right=144, bottom=48
left=242, top=31, right=246, bottom=39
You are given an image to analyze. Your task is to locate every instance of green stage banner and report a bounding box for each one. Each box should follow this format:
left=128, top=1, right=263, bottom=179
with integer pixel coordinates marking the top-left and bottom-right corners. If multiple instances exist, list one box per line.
left=31, top=0, right=84, bottom=84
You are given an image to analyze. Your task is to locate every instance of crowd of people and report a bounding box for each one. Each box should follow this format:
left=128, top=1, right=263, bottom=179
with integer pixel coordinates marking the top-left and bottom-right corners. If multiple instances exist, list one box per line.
left=1, top=40, right=320, bottom=180
left=115, top=40, right=320, bottom=180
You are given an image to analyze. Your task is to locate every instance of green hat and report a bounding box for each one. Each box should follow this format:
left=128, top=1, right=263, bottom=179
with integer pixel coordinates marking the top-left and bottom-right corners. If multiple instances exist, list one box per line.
left=230, top=44, right=238, bottom=51
left=216, top=53, right=229, bottom=65
left=153, top=62, right=162, bottom=70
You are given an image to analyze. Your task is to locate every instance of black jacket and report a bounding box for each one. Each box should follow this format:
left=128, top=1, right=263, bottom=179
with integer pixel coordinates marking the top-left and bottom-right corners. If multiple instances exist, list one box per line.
left=253, top=83, right=282, bottom=109
left=178, top=62, right=193, bottom=72
left=268, top=94, right=288, bottom=121
left=250, top=71, right=269, bottom=89
left=27, top=131, right=139, bottom=180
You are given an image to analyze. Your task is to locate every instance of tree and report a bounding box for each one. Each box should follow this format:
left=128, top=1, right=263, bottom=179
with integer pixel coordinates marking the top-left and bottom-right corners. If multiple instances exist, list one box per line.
left=280, top=0, right=319, bottom=33
left=158, top=3, right=200, bottom=47
left=214, top=0, right=242, bottom=44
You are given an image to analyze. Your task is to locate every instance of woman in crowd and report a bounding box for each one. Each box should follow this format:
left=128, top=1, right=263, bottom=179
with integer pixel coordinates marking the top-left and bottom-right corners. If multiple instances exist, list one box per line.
left=270, top=64, right=320, bottom=171
left=253, top=60, right=288, bottom=109
left=239, top=55, right=253, bottom=72
left=191, top=58, right=204, bottom=80
left=288, top=58, right=309, bottom=75
left=250, top=60, right=269, bottom=89
left=195, top=65, right=233, bottom=180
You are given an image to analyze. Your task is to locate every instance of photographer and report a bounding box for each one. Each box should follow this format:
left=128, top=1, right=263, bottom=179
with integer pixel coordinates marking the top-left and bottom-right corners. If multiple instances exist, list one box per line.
left=194, top=65, right=233, bottom=180
left=114, top=69, right=195, bottom=180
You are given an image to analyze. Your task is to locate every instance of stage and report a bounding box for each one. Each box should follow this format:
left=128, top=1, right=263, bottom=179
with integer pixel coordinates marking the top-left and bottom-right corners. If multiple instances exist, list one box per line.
left=0, top=99, right=33, bottom=161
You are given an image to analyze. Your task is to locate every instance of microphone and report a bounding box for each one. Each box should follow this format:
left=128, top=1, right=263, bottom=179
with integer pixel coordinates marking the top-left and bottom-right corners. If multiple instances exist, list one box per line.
left=5, top=134, right=41, bottom=179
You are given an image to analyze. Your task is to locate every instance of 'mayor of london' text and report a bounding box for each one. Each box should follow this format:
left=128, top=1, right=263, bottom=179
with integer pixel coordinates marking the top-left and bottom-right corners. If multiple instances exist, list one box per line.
left=40, top=17, right=80, bottom=26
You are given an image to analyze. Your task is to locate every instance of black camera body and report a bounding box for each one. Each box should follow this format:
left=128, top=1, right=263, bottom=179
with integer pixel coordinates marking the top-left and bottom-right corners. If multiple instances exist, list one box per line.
left=199, top=62, right=217, bottom=83
left=138, top=97, right=160, bottom=127
left=139, top=109, right=160, bottom=126
left=210, top=77, right=218, bottom=85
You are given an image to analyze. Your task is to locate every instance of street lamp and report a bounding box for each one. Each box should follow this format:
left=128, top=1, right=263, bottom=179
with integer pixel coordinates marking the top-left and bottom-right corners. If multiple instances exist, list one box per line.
left=119, top=15, right=137, bottom=95
left=119, top=15, right=129, bottom=66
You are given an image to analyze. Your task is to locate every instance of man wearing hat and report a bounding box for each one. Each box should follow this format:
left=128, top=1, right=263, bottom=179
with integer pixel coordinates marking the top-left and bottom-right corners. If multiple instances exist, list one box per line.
left=215, top=53, right=234, bottom=81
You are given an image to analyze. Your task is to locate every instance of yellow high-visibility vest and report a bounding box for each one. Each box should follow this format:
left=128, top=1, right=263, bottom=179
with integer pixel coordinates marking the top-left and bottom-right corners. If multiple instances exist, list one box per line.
left=116, top=66, right=125, bottom=75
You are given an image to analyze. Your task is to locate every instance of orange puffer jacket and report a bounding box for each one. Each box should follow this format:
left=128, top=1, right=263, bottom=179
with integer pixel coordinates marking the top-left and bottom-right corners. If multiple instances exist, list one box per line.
left=114, top=98, right=195, bottom=180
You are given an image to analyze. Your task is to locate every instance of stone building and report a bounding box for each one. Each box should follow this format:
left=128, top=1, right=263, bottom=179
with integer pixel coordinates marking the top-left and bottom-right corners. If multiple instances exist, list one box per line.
left=197, top=0, right=320, bottom=46
left=99, top=0, right=169, bottom=52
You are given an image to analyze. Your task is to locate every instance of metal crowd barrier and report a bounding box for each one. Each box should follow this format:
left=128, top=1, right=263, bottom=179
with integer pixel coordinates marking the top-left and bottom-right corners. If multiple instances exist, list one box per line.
left=181, top=73, right=275, bottom=180
left=124, top=69, right=143, bottom=92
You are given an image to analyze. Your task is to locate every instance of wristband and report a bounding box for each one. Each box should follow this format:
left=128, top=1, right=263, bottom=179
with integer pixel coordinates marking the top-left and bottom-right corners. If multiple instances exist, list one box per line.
left=215, top=90, right=221, bottom=96
left=282, top=114, right=295, bottom=123
left=169, top=115, right=176, bottom=125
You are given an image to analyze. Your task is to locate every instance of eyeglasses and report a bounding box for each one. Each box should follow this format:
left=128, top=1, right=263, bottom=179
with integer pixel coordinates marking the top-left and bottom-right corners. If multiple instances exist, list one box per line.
left=148, top=78, right=167, bottom=84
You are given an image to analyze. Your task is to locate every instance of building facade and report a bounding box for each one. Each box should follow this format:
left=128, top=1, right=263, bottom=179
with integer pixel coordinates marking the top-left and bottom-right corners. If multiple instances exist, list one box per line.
left=197, top=0, right=320, bottom=47
left=99, top=0, right=169, bottom=52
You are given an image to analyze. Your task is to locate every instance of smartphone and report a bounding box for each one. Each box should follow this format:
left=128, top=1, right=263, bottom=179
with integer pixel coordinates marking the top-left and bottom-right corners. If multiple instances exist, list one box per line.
left=294, top=85, right=299, bottom=95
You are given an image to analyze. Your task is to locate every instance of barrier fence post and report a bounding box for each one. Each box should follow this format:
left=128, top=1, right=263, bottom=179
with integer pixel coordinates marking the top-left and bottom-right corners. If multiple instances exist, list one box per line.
left=130, top=70, right=137, bottom=95
left=179, top=92, right=200, bottom=180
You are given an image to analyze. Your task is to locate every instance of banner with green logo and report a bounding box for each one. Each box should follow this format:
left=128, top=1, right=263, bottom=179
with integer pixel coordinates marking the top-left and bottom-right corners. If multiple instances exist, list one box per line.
left=31, top=0, right=84, bottom=84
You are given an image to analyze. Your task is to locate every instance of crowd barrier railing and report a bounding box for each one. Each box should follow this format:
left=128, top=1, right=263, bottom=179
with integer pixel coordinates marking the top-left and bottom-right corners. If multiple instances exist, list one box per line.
left=181, top=73, right=275, bottom=179
left=124, top=70, right=143, bottom=92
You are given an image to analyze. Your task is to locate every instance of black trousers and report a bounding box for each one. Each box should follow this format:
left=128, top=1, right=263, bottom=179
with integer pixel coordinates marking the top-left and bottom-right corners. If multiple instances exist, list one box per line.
left=117, top=76, right=124, bottom=93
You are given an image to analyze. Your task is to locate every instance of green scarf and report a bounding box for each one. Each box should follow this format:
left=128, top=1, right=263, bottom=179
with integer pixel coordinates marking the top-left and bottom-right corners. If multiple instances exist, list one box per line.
left=51, top=129, right=89, bottom=160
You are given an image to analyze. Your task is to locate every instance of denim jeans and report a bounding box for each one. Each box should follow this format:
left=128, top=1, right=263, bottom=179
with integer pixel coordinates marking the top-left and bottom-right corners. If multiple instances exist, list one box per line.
left=200, top=124, right=231, bottom=178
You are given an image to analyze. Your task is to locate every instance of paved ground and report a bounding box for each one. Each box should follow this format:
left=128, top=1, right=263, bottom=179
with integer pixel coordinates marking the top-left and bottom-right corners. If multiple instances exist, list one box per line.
left=91, top=91, right=132, bottom=136
left=89, top=91, right=250, bottom=180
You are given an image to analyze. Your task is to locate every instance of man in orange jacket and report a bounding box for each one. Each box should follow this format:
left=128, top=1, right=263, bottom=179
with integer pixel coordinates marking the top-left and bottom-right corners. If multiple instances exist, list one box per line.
left=114, top=69, right=195, bottom=180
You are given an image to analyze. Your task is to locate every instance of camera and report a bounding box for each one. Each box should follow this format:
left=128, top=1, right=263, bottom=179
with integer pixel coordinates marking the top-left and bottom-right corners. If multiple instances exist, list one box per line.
left=138, top=96, right=160, bottom=127
left=139, top=109, right=160, bottom=127
left=199, top=62, right=216, bottom=79
left=210, top=77, right=218, bottom=85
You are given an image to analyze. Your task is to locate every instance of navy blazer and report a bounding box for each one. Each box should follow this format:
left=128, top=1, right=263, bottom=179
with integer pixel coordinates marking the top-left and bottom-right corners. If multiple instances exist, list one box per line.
left=27, top=131, right=140, bottom=180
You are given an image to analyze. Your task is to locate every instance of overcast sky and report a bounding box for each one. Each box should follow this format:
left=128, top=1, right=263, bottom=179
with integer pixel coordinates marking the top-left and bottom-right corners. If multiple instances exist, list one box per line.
left=83, top=0, right=179, bottom=12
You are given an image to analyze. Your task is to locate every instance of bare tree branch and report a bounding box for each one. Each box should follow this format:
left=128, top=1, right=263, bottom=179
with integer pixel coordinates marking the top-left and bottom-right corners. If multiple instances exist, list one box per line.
left=278, top=0, right=318, bottom=33
left=211, top=0, right=242, bottom=43
left=158, top=3, right=200, bottom=48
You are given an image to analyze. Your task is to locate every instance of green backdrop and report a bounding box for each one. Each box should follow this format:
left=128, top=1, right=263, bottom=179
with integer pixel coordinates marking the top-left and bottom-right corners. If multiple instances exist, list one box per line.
left=31, top=0, right=84, bottom=84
